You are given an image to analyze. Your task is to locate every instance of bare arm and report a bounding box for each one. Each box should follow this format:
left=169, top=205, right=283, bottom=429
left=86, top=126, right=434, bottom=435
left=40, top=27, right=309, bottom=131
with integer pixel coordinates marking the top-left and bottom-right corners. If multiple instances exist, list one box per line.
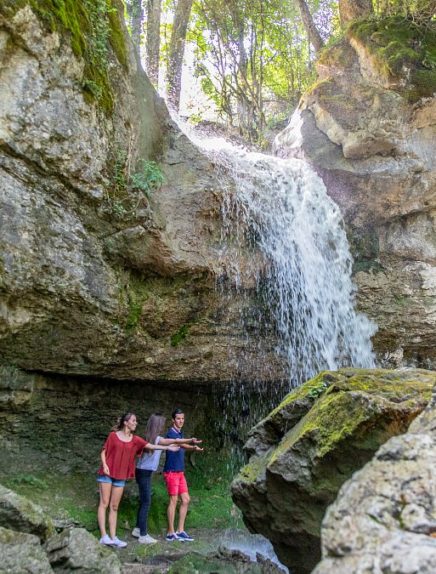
left=101, top=449, right=110, bottom=475
left=181, top=444, right=204, bottom=452
left=158, top=437, right=202, bottom=446
left=145, top=443, right=180, bottom=452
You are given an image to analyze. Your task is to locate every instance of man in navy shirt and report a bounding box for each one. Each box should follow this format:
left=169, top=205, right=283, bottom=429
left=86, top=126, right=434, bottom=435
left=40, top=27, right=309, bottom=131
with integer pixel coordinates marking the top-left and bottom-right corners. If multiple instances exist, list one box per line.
left=163, top=408, right=203, bottom=541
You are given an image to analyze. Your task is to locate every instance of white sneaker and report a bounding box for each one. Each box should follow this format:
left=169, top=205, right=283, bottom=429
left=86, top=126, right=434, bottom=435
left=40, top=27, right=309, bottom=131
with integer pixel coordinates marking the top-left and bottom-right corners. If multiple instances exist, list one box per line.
left=99, top=534, right=114, bottom=546
left=138, top=534, right=157, bottom=544
left=131, top=527, right=140, bottom=538
left=111, top=536, right=128, bottom=548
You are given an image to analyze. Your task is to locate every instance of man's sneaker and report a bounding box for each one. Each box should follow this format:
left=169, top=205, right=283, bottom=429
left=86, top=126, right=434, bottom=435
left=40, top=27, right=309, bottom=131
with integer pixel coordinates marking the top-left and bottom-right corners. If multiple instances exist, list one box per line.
left=176, top=531, right=194, bottom=542
left=165, top=533, right=180, bottom=542
left=131, top=527, right=140, bottom=538
left=138, top=534, right=157, bottom=544
left=99, top=534, right=114, bottom=546
left=111, top=536, right=128, bottom=548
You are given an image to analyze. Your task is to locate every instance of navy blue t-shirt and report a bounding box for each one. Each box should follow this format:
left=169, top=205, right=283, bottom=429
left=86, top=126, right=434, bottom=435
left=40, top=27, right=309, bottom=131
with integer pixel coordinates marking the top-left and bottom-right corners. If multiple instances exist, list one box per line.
left=163, top=427, right=185, bottom=472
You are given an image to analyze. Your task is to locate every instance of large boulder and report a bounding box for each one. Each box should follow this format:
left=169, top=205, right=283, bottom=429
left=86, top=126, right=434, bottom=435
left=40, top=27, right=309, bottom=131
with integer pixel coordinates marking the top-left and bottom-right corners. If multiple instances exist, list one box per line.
left=0, top=526, right=54, bottom=574
left=45, top=528, right=121, bottom=573
left=231, top=368, right=435, bottom=574
left=275, top=17, right=436, bottom=368
left=313, top=382, right=436, bottom=573
left=0, top=483, right=55, bottom=541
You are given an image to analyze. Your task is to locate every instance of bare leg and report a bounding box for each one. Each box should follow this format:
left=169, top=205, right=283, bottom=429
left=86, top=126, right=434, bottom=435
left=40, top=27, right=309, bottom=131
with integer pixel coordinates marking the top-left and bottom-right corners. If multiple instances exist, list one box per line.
left=167, top=495, right=178, bottom=534
left=98, top=482, right=112, bottom=537
left=177, top=492, right=190, bottom=533
left=108, top=486, right=125, bottom=539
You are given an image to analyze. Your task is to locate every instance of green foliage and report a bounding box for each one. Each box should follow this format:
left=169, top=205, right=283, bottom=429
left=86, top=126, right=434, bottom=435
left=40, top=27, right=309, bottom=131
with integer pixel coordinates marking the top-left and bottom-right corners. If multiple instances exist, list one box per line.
left=104, top=148, right=164, bottom=220
left=373, top=0, right=436, bottom=22
left=130, top=160, right=165, bottom=198
left=307, top=380, right=329, bottom=399
left=1, top=0, right=127, bottom=113
left=188, top=0, right=337, bottom=143
left=8, top=474, right=49, bottom=490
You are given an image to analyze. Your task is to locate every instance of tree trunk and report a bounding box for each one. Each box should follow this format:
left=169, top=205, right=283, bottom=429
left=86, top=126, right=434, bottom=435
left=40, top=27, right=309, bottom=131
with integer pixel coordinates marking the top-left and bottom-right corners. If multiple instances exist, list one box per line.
left=127, top=0, right=145, bottom=55
left=146, top=0, right=162, bottom=86
left=295, top=0, right=324, bottom=53
left=166, top=0, right=194, bottom=111
left=339, top=0, right=373, bottom=27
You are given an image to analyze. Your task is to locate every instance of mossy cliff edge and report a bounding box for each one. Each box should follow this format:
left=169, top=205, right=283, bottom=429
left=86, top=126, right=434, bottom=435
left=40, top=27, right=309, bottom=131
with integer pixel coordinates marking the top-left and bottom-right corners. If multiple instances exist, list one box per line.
left=0, top=1, right=282, bottom=384
left=276, top=16, right=436, bottom=369
left=231, top=368, right=436, bottom=574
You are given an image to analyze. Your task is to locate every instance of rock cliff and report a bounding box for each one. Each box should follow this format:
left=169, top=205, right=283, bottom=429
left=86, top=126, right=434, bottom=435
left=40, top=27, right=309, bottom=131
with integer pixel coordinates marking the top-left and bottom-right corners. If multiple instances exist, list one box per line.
left=275, top=17, right=436, bottom=369
left=1, top=5, right=435, bottom=384
left=0, top=1, right=279, bottom=384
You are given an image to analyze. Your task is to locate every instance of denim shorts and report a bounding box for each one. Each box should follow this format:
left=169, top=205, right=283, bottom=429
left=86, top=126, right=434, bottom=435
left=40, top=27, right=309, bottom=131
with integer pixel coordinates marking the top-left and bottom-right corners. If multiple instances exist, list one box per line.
left=97, top=475, right=126, bottom=488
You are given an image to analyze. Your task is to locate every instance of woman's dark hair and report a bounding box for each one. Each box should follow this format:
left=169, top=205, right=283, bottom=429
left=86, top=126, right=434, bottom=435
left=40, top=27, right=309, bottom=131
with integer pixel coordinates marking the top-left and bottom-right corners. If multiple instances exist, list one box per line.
left=112, top=412, right=135, bottom=431
left=171, top=408, right=184, bottom=419
left=144, top=413, right=166, bottom=444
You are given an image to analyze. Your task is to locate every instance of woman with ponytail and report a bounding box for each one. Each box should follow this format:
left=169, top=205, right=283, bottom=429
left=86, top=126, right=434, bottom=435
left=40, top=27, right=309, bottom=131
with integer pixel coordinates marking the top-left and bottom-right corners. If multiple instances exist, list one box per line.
left=97, top=412, right=179, bottom=548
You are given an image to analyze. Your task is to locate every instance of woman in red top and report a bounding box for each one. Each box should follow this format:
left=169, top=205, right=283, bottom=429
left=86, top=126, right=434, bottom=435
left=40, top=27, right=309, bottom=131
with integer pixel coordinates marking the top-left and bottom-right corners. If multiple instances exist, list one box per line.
left=97, top=412, right=179, bottom=548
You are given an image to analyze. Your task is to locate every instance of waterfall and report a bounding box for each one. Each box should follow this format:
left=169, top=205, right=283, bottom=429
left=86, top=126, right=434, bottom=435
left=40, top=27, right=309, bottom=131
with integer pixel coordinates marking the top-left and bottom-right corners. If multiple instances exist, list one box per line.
left=200, top=138, right=376, bottom=388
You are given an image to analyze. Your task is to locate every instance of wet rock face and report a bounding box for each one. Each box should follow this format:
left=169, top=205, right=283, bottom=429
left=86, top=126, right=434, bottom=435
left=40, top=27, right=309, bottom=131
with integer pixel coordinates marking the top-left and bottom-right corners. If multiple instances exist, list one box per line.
left=275, top=31, right=436, bottom=369
left=313, top=384, right=436, bottom=574
left=231, top=368, right=436, bottom=574
left=0, top=3, right=280, bottom=384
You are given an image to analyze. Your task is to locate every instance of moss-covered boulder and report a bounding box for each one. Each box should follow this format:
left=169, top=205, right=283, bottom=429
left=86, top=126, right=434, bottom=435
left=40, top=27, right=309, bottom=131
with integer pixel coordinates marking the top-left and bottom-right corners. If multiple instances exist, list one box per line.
left=313, top=380, right=436, bottom=574
left=231, top=368, right=435, bottom=574
left=0, top=526, right=54, bottom=573
left=0, top=483, right=55, bottom=541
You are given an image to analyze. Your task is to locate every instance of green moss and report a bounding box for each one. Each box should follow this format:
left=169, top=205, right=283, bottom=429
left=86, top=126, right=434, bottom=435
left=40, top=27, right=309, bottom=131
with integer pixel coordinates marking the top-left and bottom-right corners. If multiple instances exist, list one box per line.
left=170, top=324, right=190, bottom=347
left=270, top=369, right=432, bottom=464
left=271, top=391, right=365, bottom=460
left=257, top=368, right=433, bottom=467
left=269, top=371, right=338, bottom=415
left=317, top=37, right=351, bottom=69
left=238, top=453, right=270, bottom=484
left=1, top=0, right=129, bottom=113
left=349, top=16, right=436, bottom=101
left=124, top=274, right=150, bottom=330
left=107, top=0, right=128, bottom=69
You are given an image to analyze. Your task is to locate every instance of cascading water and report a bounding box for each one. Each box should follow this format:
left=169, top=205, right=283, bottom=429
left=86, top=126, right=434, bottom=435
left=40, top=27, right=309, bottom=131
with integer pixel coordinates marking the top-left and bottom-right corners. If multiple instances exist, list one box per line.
left=176, top=120, right=376, bottom=443
left=209, top=144, right=376, bottom=388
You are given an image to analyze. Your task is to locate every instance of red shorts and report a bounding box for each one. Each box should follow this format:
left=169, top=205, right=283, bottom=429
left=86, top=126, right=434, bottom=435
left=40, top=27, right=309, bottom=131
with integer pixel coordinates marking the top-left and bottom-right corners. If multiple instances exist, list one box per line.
left=163, top=471, right=188, bottom=496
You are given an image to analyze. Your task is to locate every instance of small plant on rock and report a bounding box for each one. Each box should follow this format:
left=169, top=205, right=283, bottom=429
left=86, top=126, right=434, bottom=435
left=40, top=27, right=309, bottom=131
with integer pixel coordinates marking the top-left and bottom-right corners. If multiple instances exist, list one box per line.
left=130, top=160, right=165, bottom=199
left=104, top=149, right=164, bottom=220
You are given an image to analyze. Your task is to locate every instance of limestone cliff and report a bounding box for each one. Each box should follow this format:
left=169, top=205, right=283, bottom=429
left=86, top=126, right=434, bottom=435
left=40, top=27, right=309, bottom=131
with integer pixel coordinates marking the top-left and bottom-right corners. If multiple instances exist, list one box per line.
left=0, top=1, right=279, bottom=384
left=275, top=17, right=436, bottom=369
left=1, top=5, right=435, bottom=385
